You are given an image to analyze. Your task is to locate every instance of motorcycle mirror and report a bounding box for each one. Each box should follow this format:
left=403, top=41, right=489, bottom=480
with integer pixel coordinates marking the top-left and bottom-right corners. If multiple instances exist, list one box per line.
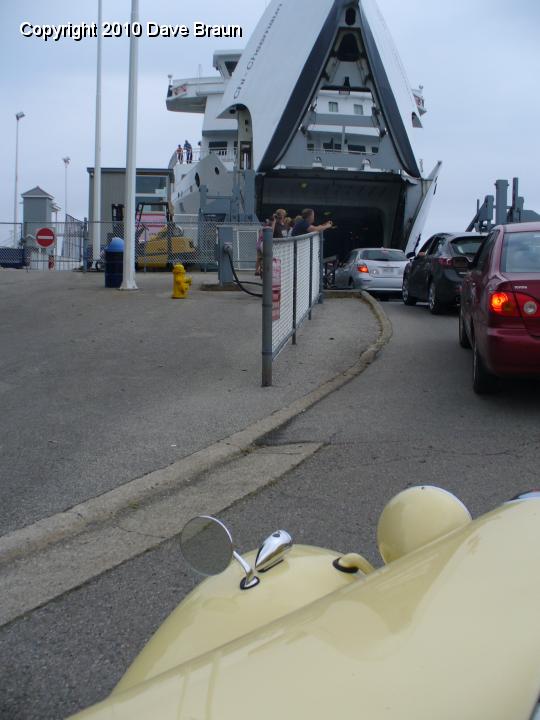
left=180, top=515, right=234, bottom=576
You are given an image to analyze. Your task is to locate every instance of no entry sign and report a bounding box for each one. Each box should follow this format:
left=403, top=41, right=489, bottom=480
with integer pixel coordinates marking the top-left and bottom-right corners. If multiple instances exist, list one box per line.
left=36, top=227, right=55, bottom=248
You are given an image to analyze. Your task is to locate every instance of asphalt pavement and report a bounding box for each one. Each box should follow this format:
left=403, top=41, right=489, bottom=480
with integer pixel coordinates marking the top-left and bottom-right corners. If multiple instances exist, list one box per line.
left=2, top=300, right=540, bottom=719
left=0, top=271, right=376, bottom=535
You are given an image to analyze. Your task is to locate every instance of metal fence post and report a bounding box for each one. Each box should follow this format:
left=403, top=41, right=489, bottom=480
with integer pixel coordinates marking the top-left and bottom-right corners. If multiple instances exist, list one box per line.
left=262, top=227, right=273, bottom=387
left=308, top=237, right=313, bottom=320
left=292, top=238, right=298, bottom=344
left=82, top=218, right=88, bottom=272
left=318, top=232, right=324, bottom=304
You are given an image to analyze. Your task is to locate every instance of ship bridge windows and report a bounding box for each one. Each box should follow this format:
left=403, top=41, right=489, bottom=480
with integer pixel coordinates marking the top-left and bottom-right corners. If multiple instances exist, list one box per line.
left=208, top=140, right=228, bottom=156
left=323, top=140, right=342, bottom=151
left=328, top=101, right=339, bottom=113
left=348, top=144, right=366, bottom=153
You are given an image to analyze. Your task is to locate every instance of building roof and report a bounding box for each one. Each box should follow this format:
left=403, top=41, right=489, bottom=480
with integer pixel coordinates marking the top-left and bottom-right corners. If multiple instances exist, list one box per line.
left=21, top=186, right=54, bottom=199
left=86, top=167, right=173, bottom=176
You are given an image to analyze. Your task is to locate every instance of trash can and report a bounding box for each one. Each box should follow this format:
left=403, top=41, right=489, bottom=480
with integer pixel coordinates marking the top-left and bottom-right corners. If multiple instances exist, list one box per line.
left=104, top=237, right=124, bottom=288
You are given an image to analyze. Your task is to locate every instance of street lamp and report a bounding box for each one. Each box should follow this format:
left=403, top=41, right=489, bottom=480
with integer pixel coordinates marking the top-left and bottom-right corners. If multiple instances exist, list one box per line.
left=120, top=0, right=139, bottom=290
left=92, top=0, right=103, bottom=268
left=62, top=156, right=70, bottom=220
left=13, top=111, right=25, bottom=246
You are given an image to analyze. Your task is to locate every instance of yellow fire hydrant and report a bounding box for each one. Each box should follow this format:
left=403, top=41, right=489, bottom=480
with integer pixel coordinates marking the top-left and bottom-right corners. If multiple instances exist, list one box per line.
left=172, top=263, right=192, bottom=299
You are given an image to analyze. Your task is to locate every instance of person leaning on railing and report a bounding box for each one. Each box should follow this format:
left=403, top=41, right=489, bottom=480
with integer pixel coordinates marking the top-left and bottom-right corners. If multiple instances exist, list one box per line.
left=291, top=208, right=333, bottom=236
left=255, top=219, right=273, bottom=277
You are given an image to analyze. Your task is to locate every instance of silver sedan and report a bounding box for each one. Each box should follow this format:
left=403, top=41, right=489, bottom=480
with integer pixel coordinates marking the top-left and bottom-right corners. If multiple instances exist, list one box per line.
left=334, top=247, right=408, bottom=293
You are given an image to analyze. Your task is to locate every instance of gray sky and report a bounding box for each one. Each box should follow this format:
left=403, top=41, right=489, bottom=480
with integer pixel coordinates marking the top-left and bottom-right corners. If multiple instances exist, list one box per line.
left=1, top=0, right=539, bottom=242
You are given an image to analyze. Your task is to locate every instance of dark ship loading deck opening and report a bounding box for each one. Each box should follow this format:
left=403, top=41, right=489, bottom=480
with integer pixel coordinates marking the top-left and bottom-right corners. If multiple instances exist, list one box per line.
left=257, top=169, right=407, bottom=261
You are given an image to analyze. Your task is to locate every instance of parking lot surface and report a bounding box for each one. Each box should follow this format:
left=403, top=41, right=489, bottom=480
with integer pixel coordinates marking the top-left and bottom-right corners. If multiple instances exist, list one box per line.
left=2, top=300, right=539, bottom=719
left=0, top=271, right=377, bottom=535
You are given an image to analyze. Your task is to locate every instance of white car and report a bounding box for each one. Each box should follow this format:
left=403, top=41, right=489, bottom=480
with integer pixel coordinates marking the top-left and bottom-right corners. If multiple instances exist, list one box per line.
left=334, top=247, right=408, bottom=293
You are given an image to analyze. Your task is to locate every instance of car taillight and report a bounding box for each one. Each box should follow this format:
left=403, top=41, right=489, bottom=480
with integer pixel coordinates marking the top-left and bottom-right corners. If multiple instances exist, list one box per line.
left=436, top=257, right=453, bottom=267
left=357, top=264, right=369, bottom=273
left=515, top=293, right=540, bottom=318
left=490, top=292, right=519, bottom=316
left=489, top=291, right=540, bottom=318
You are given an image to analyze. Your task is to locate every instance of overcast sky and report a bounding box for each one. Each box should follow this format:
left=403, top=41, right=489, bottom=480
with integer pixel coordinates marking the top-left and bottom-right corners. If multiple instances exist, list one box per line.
left=1, top=0, right=539, bottom=243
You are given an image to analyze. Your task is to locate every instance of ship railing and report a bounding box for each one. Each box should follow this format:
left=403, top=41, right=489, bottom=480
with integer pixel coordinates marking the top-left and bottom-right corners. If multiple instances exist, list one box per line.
left=170, top=148, right=238, bottom=168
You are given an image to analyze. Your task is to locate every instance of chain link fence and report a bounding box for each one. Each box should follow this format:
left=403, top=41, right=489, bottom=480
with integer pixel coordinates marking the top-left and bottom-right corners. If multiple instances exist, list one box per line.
left=0, top=215, right=259, bottom=274
left=89, top=216, right=258, bottom=272
left=262, top=228, right=323, bottom=386
left=0, top=218, right=85, bottom=271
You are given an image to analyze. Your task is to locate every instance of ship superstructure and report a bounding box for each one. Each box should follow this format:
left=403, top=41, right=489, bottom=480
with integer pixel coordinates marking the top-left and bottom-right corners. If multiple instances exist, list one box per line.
left=166, top=0, right=440, bottom=258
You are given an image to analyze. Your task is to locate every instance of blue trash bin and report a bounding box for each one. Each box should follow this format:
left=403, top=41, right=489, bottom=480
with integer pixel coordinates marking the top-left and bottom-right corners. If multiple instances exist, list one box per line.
left=104, top=237, right=124, bottom=288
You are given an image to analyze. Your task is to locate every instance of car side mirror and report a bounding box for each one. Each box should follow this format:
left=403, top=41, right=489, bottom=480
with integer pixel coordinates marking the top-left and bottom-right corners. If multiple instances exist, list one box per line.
left=406, top=252, right=415, bottom=260
left=181, top=515, right=259, bottom=590
left=452, top=256, right=471, bottom=271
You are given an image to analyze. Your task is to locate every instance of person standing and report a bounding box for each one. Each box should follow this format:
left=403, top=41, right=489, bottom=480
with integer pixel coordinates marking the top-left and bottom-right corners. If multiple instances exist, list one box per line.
left=255, top=219, right=272, bottom=277
left=272, top=209, right=288, bottom=238
left=291, top=208, right=333, bottom=236
left=184, top=140, right=193, bottom=164
left=176, top=144, right=183, bottom=164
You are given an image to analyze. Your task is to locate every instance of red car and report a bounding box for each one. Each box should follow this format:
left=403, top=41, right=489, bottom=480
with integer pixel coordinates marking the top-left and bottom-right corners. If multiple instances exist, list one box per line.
left=457, top=222, right=540, bottom=393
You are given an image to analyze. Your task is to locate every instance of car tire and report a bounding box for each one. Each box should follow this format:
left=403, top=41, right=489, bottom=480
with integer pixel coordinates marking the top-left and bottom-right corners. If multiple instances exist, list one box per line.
left=472, top=335, right=498, bottom=394
left=402, top=275, right=417, bottom=306
left=459, top=309, right=471, bottom=349
left=428, top=281, right=445, bottom=315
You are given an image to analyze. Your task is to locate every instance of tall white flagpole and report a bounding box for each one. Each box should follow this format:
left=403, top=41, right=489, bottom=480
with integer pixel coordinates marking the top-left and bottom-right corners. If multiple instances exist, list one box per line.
left=120, top=0, right=139, bottom=290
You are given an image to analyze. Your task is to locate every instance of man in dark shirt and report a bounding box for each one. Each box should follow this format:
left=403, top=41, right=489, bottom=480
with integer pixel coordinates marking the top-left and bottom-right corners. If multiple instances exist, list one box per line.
left=292, top=208, right=333, bottom=236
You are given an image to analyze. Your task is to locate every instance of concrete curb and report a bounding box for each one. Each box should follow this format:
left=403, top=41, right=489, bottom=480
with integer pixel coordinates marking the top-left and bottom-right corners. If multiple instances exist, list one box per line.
left=0, top=293, right=392, bottom=566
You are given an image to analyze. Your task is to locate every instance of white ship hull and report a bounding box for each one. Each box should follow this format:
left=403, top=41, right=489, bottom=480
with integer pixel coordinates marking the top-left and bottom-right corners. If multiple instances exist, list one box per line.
left=167, top=0, right=439, bottom=258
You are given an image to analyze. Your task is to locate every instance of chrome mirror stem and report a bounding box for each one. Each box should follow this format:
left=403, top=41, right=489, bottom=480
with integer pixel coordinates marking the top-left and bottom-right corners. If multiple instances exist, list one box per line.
left=233, top=551, right=259, bottom=590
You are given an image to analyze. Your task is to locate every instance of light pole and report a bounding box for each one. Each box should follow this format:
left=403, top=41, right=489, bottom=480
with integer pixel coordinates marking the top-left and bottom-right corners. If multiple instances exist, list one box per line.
left=120, top=0, right=139, bottom=290
left=63, top=156, right=70, bottom=219
left=92, top=0, right=103, bottom=268
left=13, top=111, right=25, bottom=246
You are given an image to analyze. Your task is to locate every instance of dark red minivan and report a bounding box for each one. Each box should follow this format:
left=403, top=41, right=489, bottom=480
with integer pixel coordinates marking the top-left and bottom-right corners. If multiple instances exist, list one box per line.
left=457, top=222, right=540, bottom=393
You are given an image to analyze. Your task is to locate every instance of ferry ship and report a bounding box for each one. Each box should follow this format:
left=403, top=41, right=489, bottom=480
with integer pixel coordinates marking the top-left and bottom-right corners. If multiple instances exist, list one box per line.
left=166, top=0, right=440, bottom=259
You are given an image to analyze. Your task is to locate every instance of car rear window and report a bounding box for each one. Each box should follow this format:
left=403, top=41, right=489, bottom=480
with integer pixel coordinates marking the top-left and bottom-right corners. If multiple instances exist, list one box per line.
left=361, top=249, right=406, bottom=262
left=501, top=232, right=540, bottom=273
left=451, top=237, right=484, bottom=256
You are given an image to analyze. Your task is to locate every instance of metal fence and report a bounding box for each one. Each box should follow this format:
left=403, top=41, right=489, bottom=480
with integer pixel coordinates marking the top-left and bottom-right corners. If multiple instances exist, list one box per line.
left=0, top=218, right=85, bottom=271
left=261, top=228, right=323, bottom=386
left=0, top=215, right=259, bottom=274
left=88, top=216, right=258, bottom=272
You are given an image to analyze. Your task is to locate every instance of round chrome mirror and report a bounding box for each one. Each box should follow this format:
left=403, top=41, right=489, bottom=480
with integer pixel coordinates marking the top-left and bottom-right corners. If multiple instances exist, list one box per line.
left=180, top=515, right=234, bottom=576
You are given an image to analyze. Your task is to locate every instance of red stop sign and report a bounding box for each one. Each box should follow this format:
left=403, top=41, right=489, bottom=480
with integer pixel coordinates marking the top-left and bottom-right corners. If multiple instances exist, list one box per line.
left=36, top=227, right=55, bottom=248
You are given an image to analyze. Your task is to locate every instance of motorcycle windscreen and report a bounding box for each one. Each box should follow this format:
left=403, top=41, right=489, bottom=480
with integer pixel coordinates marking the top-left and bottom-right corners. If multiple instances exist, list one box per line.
left=404, top=162, right=443, bottom=256
left=218, top=0, right=349, bottom=172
